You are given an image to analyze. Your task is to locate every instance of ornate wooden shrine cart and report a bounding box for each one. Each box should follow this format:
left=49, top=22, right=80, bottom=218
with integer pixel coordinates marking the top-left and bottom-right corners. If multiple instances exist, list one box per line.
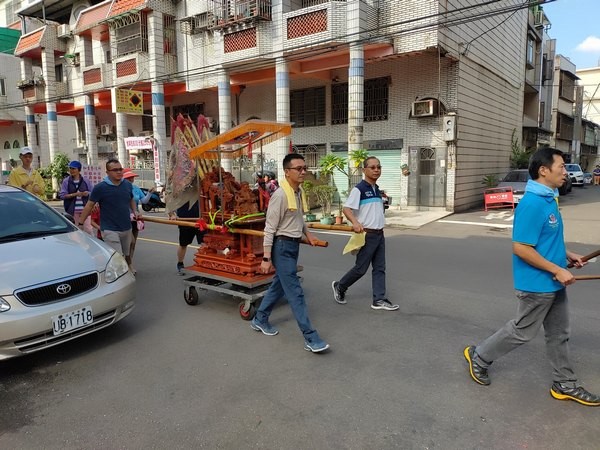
left=153, top=119, right=326, bottom=320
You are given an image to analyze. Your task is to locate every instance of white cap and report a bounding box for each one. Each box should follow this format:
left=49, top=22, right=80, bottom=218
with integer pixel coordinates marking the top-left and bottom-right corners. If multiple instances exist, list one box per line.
left=20, top=147, right=33, bottom=155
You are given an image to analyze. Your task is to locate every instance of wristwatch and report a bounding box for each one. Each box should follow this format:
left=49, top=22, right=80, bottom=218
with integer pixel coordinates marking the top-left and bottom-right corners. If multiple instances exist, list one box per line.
left=262, top=257, right=271, bottom=262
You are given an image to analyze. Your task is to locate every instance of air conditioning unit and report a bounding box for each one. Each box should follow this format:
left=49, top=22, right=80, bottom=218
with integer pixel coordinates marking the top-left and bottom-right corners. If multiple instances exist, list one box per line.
left=57, top=24, right=70, bottom=39
left=100, top=124, right=113, bottom=135
left=411, top=100, right=436, bottom=118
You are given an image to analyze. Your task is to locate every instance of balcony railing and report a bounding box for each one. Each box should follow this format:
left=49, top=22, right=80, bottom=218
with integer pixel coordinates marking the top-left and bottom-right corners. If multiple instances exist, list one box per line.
left=209, top=0, right=272, bottom=30
left=292, top=0, right=345, bottom=11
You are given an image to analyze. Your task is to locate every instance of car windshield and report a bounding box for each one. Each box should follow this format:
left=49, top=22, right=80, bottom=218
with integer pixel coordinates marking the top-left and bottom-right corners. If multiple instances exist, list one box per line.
left=0, top=191, right=74, bottom=242
left=502, top=171, right=529, bottom=183
left=565, top=164, right=582, bottom=172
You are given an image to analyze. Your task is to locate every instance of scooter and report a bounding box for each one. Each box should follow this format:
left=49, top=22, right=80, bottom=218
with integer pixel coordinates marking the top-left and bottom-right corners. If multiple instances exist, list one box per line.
left=141, top=188, right=166, bottom=211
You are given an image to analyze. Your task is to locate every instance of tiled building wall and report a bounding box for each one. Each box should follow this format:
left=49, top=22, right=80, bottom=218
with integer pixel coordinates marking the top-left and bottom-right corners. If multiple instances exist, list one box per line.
left=438, top=0, right=527, bottom=211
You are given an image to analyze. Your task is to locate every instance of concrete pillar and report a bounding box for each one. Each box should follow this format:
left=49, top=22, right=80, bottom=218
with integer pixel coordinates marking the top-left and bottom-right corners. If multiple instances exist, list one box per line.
left=218, top=69, right=232, bottom=172
left=151, top=83, right=167, bottom=184
left=20, top=58, right=40, bottom=167
left=147, top=12, right=167, bottom=184
left=348, top=43, right=364, bottom=154
left=116, top=112, right=128, bottom=164
left=41, top=48, right=58, bottom=164
left=25, top=106, right=39, bottom=168
left=84, top=94, right=98, bottom=165
left=275, top=57, right=290, bottom=176
left=347, top=0, right=365, bottom=154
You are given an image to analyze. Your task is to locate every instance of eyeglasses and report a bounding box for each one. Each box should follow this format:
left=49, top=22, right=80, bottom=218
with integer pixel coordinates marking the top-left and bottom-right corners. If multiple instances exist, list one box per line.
left=108, top=168, right=123, bottom=172
left=365, top=165, right=382, bottom=170
left=287, top=166, right=308, bottom=173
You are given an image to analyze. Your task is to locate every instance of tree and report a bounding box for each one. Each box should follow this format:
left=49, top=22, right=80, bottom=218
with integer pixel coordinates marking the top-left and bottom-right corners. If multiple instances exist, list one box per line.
left=39, top=153, right=70, bottom=199
left=510, top=129, right=531, bottom=169
left=318, top=149, right=369, bottom=214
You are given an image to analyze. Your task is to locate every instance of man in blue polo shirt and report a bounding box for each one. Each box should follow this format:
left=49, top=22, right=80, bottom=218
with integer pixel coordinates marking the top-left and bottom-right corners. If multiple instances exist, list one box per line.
left=331, top=156, right=398, bottom=311
left=464, top=147, right=600, bottom=406
left=78, top=159, right=139, bottom=271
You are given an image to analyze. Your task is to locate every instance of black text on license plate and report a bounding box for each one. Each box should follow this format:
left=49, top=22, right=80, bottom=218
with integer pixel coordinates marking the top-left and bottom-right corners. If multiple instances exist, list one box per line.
left=52, top=306, right=93, bottom=335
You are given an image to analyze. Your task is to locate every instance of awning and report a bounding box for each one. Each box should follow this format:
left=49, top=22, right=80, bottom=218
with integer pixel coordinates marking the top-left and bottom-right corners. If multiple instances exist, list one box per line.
left=189, top=120, right=292, bottom=160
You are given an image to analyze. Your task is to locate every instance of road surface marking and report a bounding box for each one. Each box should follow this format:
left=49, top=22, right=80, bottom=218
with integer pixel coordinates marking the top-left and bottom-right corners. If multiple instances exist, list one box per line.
left=438, top=220, right=513, bottom=229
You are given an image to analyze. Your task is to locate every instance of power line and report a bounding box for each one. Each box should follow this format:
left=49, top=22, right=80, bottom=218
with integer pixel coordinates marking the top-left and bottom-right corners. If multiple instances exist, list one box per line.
left=1, top=0, right=555, bottom=111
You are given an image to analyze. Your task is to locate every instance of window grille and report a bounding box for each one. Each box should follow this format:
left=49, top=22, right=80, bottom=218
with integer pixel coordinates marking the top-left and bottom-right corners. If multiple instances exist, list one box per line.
left=559, top=72, right=575, bottom=102
left=113, top=12, right=148, bottom=58
left=419, top=148, right=435, bottom=175
left=292, top=144, right=326, bottom=170
left=290, top=87, right=326, bottom=128
left=163, top=15, right=176, bottom=55
left=330, top=77, right=389, bottom=124
left=364, top=77, right=389, bottom=121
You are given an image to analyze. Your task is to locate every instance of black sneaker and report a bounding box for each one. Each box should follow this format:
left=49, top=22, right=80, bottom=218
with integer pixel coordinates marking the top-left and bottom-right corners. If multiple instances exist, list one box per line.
left=463, top=346, right=490, bottom=386
left=550, top=383, right=600, bottom=406
left=331, top=281, right=346, bottom=304
left=371, top=299, right=399, bottom=311
left=177, top=262, right=184, bottom=276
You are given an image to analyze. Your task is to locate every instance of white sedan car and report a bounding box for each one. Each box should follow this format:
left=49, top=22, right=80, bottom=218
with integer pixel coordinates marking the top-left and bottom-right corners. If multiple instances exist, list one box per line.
left=565, top=163, right=584, bottom=186
left=0, top=185, right=136, bottom=360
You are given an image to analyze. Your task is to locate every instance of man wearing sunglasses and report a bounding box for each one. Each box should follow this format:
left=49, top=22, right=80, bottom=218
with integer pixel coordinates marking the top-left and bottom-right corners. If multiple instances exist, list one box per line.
left=78, top=159, right=139, bottom=272
left=250, top=153, right=329, bottom=353
left=332, top=157, right=398, bottom=311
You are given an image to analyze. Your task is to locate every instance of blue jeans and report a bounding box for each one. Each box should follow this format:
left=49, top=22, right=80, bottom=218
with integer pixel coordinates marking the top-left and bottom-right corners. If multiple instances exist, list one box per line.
left=255, top=239, right=318, bottom=340
left=339, top=232, right=386, bottom=302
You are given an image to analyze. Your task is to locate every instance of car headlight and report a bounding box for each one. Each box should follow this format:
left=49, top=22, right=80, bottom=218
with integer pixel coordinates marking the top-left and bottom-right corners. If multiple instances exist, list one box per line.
left=104, top=252, right=129, bottom=283
left=0, top=297, right=10, bottom=312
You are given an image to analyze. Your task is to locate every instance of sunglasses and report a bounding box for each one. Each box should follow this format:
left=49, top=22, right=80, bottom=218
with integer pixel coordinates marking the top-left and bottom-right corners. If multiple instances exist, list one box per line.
left=287, top=166, right=308, bottom=173
left=107, top=168, right=123, bottom=172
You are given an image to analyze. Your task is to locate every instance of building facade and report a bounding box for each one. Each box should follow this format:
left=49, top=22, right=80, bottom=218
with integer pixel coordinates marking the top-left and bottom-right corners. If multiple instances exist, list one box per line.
left=8, top=0, right=538, bottom=211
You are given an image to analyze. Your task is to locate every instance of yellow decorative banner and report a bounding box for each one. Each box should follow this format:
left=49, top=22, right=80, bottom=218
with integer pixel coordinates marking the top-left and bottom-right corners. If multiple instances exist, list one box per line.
left=115, top=89, right=143, bottom=114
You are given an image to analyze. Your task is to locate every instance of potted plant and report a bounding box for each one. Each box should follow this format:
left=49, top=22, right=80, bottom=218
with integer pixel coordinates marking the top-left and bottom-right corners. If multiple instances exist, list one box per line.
left=302, top=180, right=317, bottom=222
left=312, top=184, right=336, bottom=225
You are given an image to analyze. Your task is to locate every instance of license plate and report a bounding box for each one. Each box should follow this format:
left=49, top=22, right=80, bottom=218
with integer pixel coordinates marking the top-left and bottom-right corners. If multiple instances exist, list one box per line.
left=52, top=306, right=93, bottom=336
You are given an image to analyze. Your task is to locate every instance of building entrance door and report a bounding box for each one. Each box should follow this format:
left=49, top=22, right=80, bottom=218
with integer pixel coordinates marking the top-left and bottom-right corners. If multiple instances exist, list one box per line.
left=407, top=147, right=446, bottom=207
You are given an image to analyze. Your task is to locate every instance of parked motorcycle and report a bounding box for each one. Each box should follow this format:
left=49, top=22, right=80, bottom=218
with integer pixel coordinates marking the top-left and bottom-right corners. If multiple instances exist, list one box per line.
left=141, top=188, right=166, bottom=211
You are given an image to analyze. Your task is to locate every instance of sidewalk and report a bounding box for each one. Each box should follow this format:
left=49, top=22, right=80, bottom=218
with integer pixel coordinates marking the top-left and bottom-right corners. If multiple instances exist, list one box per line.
left=384, top=206, right=452, bottom=229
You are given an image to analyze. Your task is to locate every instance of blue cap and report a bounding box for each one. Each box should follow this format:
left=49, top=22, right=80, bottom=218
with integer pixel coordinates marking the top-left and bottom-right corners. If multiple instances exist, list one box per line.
left=68, top=160, right=82, bottom=170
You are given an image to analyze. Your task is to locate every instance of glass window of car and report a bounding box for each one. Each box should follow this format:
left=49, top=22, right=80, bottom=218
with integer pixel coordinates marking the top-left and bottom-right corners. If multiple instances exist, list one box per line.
left=565, top=164, right=582, bottom=172
left=0, top=191, right=74, bottom=241
left=503, top=171, right=530, bottom=183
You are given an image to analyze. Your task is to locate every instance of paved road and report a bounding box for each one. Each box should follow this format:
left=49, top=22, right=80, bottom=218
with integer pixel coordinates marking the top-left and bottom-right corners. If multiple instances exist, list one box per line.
left=1, top=188, right=599, bottom=449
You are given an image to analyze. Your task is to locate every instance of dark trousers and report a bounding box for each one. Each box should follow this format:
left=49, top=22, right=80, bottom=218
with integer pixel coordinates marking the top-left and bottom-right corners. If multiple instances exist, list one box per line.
left=339, top=232, right=386, bottom=302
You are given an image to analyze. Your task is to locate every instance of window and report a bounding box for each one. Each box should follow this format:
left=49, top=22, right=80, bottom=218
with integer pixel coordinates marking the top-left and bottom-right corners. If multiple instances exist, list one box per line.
left=559, top=72, right=575, bottom=102
left=330, top=77, right=390, bottom=124
left=113, top=12, right=148, bottom=58
left=290, top=87, right=326, bottom=128
left=55, top=65, right=63, bottom=83
left=292, top=144, right=327, bottom=170
left=364, top=77, right=389, bottom=121
left=4, top=141, right=10, bottom=149
left=4, top=0, right=21, bottom=25
left=539, top=101, right=545, bottom=126
left=0, top=78, right=6, bottom=96
left=12, top=140, right=20, bottom=148
left=163, top=15, right=176, bottom=56
left=142, top=110, right=153, bottom=131
left=526, top=35, right=535, bottom=69
left=419, top=148, right=436, bottom=175
left=331, top=83, right=348, bottom=125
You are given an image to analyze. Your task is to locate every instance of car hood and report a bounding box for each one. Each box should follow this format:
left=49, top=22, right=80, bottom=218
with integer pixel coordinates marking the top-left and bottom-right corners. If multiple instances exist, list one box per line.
left=0, top=231, right=114, bottom=294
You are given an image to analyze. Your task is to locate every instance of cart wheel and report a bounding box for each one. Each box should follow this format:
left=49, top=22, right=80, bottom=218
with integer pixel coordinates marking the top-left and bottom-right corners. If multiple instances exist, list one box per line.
left=185, top=287, right=199, bottom=306
left=239, top=301, right=256, bottom=321
left=142, top=204, right=152, bottom=212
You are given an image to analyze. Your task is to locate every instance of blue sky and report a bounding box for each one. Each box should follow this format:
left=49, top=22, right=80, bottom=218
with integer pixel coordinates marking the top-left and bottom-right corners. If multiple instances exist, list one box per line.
left=542, top=0, right=600, bottom=69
